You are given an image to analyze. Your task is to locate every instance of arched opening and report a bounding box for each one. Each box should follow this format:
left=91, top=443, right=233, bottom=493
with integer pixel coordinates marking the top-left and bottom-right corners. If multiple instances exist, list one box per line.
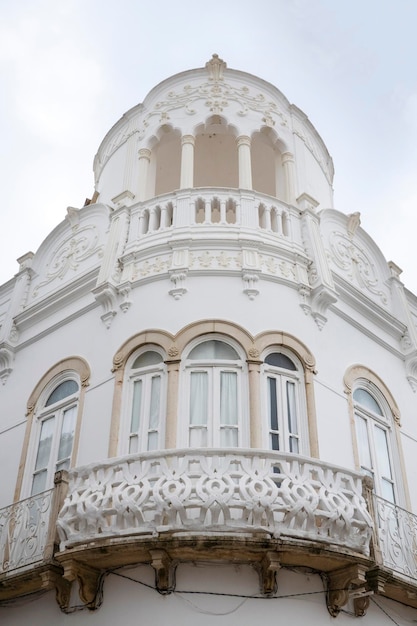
left=194, top=116, right=238, bottom=188
left=125, top=348, right=167, bottom=454
left=153, top=126, right=181, bottom=196
left=251, top=129, right=283, bottom=198
left=180, top=336, right=247, bottom=448
left=262, top=349, right=306, bottom=454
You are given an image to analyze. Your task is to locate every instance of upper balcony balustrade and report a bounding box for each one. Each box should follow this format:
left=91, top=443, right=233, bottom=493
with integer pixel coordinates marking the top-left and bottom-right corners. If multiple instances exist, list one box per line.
left=122, top=188, right=302, bottom=256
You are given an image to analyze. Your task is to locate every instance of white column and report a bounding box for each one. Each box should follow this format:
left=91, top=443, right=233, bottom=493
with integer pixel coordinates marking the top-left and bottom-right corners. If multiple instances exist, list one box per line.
left=160, top=204, right=169, bottom=228
left=220, top=198, right=227, bottom=223
left=204, top=199, right=211, bottom=223
left=180, top=135, right=195, bottom=188
left=281, top=152, right=296, bottom=205
left=137, top=148, right=151, bottom=201
left=264, top=206, right=272, bottom=231
left=149, top=207, right=158, bottom=232
left=237, top=135, right=252, bottom=189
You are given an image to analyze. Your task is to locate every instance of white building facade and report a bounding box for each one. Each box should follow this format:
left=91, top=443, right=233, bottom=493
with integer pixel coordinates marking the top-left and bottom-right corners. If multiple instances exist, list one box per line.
left=1, top=55, right=417, bottom=624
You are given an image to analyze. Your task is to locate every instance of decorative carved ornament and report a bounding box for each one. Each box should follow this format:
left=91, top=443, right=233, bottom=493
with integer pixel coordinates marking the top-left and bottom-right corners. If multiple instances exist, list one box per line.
left=33, top=226, right=103, bottom=298
left=328, top=231, right=388, bottom=306
left=293, top=120, right=333, bottom=184
left=97, top=58, right=289, bottom=169
left=57, top=450, right=372, bottom=557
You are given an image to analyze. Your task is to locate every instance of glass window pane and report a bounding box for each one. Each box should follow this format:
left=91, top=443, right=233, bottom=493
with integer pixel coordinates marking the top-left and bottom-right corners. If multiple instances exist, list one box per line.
left=149, top=376, right=161, bottom=430
left=34, top=417, right=55, bottom=471
left=190, top=427, right=207, bottom=447
left=374, top=425, right=393, bottom=480
left=190, top=372, right=208, bottom=425
left=286, top=381, right=298, bottom=436
left=220, top=427, right=238, bottom=447
left=57, top=406, right=76, bottom=463
left=381, top=478, right=395, bottom=503
left=31, top=470, right=47, bottom=495
left=56, top=459, right=70, bottom=472
left=220, top=372, right=238, bottom=425
left=129, top=434, right=139, bottom=454
left=265, top=353, right=296, bottom=370
left=268, top=377, right=278, bottom=431
left=130, top=380, right=142, bottom=433
left=353, top=388, right=383, bottom=416
left=355, top=414, right=372, bottom=471
left=271, top=433, right=279, bottom=451
left=189, top=340, right=238, bottom=360
left=289, top=436, right=299, bottom=454
left=46, top=380, right=78, bottom=406
left=132, top=351, right=163, bottom=369
left=147, top=431, right=158, bottom=451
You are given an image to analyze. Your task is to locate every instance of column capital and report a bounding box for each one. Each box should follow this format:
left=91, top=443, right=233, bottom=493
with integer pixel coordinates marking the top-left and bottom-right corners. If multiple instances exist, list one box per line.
left=181, top=134, right=195, bottom=146
left=281, top=151, right=295, bottom=165
left=138, top=148, right=151, bottom=160
left=236, top=135, right=251, bottom=148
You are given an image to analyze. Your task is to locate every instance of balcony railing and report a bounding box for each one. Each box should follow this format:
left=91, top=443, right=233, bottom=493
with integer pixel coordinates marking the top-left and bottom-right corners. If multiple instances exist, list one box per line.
left=56, top=449, right=373, bottom=555
left=124, top=188, right=300, bottom=253
left=5, top=452, right=417, bottom=591
left=374, top=495, right=417, bottom=581
left=0, top=489, right=55, bottom=575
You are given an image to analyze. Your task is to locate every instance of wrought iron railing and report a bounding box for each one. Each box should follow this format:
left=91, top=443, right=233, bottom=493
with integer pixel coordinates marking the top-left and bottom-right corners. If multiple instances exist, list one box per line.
left=57, top=449, right=373, bottom=555
left=0, top=471, right=68, bottom=577
left=374, top=495, right=417, bottom=581
left=0, top=489, right=54, bottom=575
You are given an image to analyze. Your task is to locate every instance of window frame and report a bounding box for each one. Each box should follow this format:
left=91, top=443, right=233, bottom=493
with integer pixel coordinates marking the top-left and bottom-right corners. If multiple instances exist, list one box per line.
left=178, top=335, right=249, bottom=448
left=353, top=382, right=397, bottom=503
left=29, top=375, right=80, bottom=496
left=261, top=347, right=309, bottom=455
left=120, top=346, right=167, bottom=455
left=344, top=365, right=409, bottom=509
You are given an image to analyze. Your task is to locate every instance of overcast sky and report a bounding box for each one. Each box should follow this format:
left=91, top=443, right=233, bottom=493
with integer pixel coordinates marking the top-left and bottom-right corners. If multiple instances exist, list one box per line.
left=1, top=0, right=417, bottom=293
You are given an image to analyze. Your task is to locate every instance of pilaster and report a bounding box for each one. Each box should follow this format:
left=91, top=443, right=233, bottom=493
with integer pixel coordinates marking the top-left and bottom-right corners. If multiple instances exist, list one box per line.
left=298, top=193, right=337, bottom=328
left=388, top=262, right=417, bottom=391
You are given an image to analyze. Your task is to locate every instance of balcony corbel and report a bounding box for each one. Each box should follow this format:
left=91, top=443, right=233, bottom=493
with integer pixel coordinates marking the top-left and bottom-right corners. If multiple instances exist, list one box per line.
left=259, top=551, right=281, bottom=596
left=326, top=563, right=368, bottom=617
left=149, top=549, right=176, bottom=594
left=39, top=568, right=72, bottom=613
left=60, top=559, right=103, bottom=610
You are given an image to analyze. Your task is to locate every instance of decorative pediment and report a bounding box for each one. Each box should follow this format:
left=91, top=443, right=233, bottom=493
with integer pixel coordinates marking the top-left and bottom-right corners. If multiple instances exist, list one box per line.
left=320, top=209, right=391, bottom=310
left=27, top=204, right=110, bottom=306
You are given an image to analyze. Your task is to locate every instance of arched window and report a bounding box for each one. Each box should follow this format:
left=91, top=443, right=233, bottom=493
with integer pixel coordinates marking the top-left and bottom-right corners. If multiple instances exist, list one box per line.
left=31, top=378, right=79, bottom=495
left=181, top=338, right=246, bottom=447
left=262, top=350, right=307, bottom=454
left=353, top=385, right=396, bottom=502
left=125, top=349, right=167, bottom=454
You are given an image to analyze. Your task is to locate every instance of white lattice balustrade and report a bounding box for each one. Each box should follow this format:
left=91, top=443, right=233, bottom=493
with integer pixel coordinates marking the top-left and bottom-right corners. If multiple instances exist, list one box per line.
left=57, top=450, right=373, bottom=555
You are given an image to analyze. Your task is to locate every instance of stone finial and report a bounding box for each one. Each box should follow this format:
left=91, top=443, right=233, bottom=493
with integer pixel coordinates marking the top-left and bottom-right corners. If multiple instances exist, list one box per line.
left=206, top=53, right=226, bottom=81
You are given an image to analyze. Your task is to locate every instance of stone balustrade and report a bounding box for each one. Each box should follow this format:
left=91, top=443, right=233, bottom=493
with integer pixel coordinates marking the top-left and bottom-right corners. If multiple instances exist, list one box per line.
left=57, top=449, right=373, bottom=555
left=124, top=188, right=297, bottom=251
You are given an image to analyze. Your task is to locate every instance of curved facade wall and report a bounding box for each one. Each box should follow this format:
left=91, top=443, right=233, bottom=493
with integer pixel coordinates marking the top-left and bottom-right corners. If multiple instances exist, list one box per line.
left=1, top=56, right=417, bottom=624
